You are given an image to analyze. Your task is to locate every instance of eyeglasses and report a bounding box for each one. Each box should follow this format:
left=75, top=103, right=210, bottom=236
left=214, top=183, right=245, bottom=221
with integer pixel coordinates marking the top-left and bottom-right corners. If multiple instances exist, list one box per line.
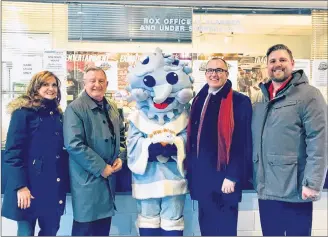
left=205, top=68, right=228, bottom=74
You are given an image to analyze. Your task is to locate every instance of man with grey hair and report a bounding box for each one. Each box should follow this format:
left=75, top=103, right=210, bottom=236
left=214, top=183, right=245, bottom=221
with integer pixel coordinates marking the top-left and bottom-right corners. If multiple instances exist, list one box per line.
left=64, top=67, right=126, bottom=236
left=252, top=44, right=327, bottom=236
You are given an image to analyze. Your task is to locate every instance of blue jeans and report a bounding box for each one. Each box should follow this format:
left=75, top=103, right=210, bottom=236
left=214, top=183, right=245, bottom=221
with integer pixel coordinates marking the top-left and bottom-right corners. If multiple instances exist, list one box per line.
left=17, top=215, right=61, bottom=236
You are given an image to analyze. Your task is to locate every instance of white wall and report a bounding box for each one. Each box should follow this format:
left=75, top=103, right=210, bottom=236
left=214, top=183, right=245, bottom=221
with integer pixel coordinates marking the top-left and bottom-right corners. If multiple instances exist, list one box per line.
left=192, top=34, right=311, bottom=57
left=63, top=34, right=311, bottom=58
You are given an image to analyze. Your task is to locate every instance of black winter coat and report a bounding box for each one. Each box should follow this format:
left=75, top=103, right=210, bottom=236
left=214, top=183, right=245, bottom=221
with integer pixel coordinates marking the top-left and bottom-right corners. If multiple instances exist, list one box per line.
left=2, top=97, right=69, bottom=221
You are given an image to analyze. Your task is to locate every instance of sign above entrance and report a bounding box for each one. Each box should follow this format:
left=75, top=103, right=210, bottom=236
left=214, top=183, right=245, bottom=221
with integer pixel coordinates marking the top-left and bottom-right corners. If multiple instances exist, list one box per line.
left=139, top=17, right=192, bottom=32
left=68, top=4, right=192, bottom=42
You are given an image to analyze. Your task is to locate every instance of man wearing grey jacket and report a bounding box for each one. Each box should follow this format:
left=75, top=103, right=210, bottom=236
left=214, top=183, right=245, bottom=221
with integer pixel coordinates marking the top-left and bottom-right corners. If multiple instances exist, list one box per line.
left=252, top=44, right=327, bottom=236
left=64, top=67, right=127, bottom=236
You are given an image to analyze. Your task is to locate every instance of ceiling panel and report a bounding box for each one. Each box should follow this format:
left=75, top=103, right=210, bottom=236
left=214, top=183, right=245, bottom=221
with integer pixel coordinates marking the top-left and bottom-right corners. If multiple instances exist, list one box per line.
left=106, top=1, right=327, bottom=9
left=3, top=1, right=327, bottom=9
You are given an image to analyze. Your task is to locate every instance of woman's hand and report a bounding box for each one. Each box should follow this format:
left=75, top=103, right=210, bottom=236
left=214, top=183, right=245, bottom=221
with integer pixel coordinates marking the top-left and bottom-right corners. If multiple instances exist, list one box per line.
left=17, top=187, right=34, bottom=209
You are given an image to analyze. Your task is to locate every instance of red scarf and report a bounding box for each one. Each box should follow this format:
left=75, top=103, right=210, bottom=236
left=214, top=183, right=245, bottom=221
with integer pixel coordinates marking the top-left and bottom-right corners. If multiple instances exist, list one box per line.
left=217, top=89, right=234, bottom=170
left=186, top=88, right=234, bottom=171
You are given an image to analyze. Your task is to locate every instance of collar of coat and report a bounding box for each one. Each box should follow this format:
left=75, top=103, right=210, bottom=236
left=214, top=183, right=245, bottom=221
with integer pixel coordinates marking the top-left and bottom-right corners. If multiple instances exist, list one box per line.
left=80, top=91, right=121, bottom=120
left=259, top=69, right=308, bottom=100
left=7, top=95, right=62, bottom=115
left=187, top=79, right=235, bottom=171
left=81, top=90, right=109, bottom=111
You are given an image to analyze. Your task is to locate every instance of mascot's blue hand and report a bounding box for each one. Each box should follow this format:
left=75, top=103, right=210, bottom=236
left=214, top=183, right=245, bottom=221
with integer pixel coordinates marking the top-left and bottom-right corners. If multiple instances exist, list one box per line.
left=148, top=143, right=164, bottom=161
left=162, top=144, right=177, bottom=157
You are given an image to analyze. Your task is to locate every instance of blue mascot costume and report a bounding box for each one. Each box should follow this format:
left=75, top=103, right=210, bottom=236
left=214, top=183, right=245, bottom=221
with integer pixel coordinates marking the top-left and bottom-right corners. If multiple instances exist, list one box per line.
left=127, top=48, right=194, bottom=236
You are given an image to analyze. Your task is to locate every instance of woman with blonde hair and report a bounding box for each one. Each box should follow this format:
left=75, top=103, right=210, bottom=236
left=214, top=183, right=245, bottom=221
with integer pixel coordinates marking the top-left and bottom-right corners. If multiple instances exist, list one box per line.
left=2, top=71, right=69, bottom=236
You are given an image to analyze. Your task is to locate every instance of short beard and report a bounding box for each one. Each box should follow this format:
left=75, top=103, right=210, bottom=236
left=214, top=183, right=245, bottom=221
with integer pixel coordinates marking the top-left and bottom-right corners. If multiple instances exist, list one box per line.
left=271, top=76, right=289, bottom=83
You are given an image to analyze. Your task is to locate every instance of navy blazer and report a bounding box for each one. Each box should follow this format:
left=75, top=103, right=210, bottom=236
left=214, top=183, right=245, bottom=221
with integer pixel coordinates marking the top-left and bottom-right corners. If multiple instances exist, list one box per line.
left=187, top=81, right=252, bottom=204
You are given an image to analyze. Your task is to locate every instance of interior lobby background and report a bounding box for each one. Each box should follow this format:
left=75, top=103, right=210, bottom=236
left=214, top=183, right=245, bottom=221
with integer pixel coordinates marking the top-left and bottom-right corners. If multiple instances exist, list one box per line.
left=1, top=1, right=327, bottom=236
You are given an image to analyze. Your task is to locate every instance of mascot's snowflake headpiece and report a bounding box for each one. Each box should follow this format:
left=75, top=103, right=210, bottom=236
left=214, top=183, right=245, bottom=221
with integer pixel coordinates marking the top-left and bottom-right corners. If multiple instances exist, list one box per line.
left=127, top=48, right=194, bottom=124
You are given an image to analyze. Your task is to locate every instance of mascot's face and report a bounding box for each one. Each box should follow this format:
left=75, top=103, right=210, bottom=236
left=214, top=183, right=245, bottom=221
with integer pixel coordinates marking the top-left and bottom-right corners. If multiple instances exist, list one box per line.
left=134, top=67, right=192, bottom=113
left=128, top=48, right=194, bottom=119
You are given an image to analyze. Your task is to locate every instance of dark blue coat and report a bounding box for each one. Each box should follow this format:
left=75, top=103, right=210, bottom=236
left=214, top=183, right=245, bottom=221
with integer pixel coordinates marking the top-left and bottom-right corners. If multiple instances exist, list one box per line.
left=186, top=80, right=252, bottom=204
left=2, top=98, right=69, bottom=221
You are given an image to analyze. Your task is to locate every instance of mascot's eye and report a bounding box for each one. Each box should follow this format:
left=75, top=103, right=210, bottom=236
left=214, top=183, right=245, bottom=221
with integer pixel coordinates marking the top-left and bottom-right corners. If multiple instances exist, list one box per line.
left=166, top=72, right=179, bottom=85
left=143, top=75, right=156, bottom=87
left=142, top=57, right=149, bottom=65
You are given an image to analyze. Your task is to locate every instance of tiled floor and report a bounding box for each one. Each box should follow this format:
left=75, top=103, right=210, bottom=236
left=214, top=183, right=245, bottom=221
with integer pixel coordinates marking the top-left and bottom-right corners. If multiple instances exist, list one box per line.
left=2, top=192, right=327, bottom=236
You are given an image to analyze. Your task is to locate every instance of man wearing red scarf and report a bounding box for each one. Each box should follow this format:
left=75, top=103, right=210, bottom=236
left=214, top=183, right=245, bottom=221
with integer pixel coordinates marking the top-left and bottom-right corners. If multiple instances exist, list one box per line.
left=186, top=58, right=252, bottom=236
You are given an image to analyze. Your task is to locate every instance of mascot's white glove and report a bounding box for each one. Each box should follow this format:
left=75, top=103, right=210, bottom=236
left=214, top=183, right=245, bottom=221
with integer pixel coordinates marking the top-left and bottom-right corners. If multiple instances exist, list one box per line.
left=130, top=88, right=150, bottom=102
left=176, top=88, right=194, bottom=104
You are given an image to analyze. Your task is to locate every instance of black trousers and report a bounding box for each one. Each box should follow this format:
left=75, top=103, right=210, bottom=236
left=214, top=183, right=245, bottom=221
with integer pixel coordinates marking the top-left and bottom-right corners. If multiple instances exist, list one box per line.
left=17, top=214, right=61, bottom=236
left=198, top=192, right=238, bottom=236
left=258, top=199, right=313, bottom=236
left=71, top=217, right=112, bottom=236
